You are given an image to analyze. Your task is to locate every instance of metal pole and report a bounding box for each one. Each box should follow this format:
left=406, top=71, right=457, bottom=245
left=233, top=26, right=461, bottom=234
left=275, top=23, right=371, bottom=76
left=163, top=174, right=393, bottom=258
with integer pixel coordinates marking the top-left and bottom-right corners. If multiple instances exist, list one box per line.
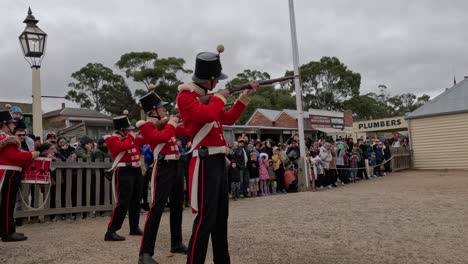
left=288, top=0, right=309, bottom=191
left=32, top=66, right=43, bottom=138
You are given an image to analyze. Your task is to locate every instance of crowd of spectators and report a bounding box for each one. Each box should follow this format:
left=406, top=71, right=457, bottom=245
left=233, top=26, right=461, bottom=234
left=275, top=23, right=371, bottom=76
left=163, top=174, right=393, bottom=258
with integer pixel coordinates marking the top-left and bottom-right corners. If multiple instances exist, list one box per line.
left=224, top=132, right=408, bottom=198
left=5, top=104, right=408, bottom=210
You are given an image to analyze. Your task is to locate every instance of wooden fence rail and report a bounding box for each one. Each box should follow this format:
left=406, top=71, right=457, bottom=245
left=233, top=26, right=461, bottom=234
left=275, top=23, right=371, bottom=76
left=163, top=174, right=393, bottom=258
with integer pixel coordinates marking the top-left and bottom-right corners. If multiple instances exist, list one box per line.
left=15, top=158, right=115, bottom=222
left=390, top=147, right=411, bottom=171
left=14, top=147, right=411, bottom=222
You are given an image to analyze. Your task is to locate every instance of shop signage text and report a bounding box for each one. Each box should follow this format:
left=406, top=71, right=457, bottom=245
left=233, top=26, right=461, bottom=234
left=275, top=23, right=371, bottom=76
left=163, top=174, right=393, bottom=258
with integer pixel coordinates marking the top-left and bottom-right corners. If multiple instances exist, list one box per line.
left=358, top=119, right=402, bottom=130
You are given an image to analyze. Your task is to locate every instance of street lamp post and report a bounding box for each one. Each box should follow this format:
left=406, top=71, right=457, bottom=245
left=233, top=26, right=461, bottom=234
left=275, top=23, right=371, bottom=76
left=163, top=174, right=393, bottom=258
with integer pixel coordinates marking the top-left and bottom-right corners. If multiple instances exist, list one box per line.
left=19, top=7, right=47, bottom=138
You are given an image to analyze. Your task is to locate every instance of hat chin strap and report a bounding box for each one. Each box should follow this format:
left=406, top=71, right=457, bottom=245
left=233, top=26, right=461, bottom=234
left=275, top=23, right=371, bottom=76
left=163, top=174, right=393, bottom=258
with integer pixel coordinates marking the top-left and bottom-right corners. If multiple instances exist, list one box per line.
left=115, top=130, right=127, bottom=137
left=148, top=114, right=160, bottom=121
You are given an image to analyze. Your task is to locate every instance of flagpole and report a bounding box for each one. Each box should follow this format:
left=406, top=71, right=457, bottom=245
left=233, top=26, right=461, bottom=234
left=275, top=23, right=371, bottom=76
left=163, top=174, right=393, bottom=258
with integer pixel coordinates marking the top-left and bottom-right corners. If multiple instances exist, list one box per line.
left=288, top=0, right=309, bottom=191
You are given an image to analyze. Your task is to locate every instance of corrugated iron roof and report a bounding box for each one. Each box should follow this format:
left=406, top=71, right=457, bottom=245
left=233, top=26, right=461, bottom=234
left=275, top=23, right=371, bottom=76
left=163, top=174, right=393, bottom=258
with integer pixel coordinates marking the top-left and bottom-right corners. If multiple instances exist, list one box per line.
left=407, top=78, right=468, bottom=119
left=43, top=107, right=111, bottom=119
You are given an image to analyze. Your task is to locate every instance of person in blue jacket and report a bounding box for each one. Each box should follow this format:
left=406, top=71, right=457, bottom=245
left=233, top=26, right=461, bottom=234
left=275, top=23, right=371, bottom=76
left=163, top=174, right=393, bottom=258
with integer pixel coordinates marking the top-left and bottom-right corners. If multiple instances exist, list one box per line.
left=140, top=144, right=154, bottom=211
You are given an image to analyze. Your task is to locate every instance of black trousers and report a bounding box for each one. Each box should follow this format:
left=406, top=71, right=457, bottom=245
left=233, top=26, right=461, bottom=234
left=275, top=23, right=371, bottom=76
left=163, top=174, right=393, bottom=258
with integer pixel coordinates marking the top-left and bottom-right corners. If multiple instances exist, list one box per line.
left=140, top=159, right=184, bottom=256
left=0, top=171, right=21, bottom=238
left=187, top=154, right=230, bottom=264
left=358, top=159, right=368, bottom=179
left=336, top=165, right=350, bottom=183
left=239, top=168, right=249, bottom=197
left=107, top=167, right=142, bottom=232
left=328, top=169, right=337, bottom=186
left=316, top=173, right=325, bottom=187
left=141, top=167, right=152, bottom=205
left=275, top=167, right=285, bottom=191
left=374, top=159, right=382, bottom=176
left=384, top=158, right=392, bottom=173
left=181, top=157, right=190, bottom=203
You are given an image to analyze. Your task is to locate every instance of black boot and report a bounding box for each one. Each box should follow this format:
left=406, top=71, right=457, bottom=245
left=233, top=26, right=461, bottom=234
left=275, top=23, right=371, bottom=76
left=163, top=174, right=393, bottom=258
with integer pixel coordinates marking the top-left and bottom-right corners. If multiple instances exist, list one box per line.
left=130, top=228, right=143, bottom=236
left=170, top=242, right=188, bottom=254
left=104, top=231, right=125, bottom=241
left=138, top=253, right=159, bottom=264
left=2, top=232, right=27, bottom=242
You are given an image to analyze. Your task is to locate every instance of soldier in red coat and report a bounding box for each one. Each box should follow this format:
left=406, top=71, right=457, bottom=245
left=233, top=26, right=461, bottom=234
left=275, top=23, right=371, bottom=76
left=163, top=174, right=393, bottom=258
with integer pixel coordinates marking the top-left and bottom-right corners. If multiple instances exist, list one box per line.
left=177, top=49, right=258, bottom=264
left=0, top=110, right=39, bottom=242
left=137, top=92, right=188, bottom=264
left=104, top=116, right=144, bottom=241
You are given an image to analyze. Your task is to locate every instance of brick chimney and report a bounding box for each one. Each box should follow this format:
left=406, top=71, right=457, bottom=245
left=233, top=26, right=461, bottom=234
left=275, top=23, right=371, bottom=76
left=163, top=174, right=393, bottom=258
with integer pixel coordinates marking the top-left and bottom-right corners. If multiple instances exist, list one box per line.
left=343, top=110, right=353, bottom=128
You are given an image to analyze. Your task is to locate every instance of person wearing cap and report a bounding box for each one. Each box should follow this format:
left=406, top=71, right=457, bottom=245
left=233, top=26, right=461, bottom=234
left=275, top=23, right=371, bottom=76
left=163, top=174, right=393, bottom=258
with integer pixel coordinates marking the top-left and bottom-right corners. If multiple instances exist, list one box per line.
left=9, top=105, right=35, bottom=152
left=45, top=132, right=57, bottom=145
left=176, top=48, right=258, bottom=264
left=0, top=110, right=39, bottom=242
left=9, top=105, right=23, bottom=121
left=74, top=136, right=94, bottom=161
left=233, top=138, right=249, bottom=197
left=104, top=116, right=144, bottom=242
left=136, top=92, right=187, bottom=264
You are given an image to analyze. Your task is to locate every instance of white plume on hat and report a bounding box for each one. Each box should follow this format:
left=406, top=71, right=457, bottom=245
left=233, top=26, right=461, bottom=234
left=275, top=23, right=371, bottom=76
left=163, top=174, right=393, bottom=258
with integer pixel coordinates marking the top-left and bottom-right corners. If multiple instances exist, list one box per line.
left=136, top=120, right=147, bottom=128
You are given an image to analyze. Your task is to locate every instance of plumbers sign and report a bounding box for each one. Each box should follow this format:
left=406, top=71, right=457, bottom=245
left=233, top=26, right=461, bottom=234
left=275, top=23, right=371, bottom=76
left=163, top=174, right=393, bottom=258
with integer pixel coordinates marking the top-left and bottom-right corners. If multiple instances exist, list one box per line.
left=353, top=117, right=407, bottom=132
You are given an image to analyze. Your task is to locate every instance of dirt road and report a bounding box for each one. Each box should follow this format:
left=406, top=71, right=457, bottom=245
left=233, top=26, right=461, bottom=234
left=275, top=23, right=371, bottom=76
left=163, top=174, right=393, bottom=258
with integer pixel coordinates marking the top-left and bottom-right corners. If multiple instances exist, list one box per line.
left=1, top=170, right=467, bottom=264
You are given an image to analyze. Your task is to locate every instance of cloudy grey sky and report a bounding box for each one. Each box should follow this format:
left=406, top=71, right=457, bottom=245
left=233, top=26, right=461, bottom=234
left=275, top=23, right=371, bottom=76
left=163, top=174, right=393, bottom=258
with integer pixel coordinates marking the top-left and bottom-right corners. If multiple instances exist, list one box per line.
left=1, top=0, right=467, bottom=112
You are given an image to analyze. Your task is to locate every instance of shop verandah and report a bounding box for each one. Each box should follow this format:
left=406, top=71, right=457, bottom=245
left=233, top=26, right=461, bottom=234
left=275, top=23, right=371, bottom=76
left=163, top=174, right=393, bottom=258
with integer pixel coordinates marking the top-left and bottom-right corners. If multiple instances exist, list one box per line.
left=223, top=125, right=348, bottom=144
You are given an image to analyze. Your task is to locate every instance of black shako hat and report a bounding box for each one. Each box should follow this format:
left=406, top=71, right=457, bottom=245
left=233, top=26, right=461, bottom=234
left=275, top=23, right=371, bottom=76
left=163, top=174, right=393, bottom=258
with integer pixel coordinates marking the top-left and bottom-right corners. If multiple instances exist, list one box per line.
left=0, top=110, right=15, bottom=125
left=139, top=92, right=167, bottom=114
left=113, top=115, right=135, bottom=131
left=192, top=52, right=228, bottom=83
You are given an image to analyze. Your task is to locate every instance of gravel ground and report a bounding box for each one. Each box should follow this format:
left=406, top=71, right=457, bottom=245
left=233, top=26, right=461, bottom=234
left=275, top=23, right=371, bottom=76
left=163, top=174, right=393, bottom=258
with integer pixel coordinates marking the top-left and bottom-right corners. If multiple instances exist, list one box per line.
left=1, top=170, right=467, bottom=264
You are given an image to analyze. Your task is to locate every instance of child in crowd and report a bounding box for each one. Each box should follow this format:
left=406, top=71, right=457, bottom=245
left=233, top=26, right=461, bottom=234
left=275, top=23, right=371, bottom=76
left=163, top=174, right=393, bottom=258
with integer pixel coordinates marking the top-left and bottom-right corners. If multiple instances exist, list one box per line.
left=228, top=161, right=241, bottom=200
left=247, top=152, right=259, bottom=197
left=310, top=152, right=324, bottom=190
left=258, top=153, right=270, bottom=196
left=319, top=143, right=333, bottom=189
left=267, top=160, right=276, bottom=194
left=368, top=152, right=377, bottom=177
left=309, top=155, right=321, bottom=190
left=349, top=151, right=360, bottom=182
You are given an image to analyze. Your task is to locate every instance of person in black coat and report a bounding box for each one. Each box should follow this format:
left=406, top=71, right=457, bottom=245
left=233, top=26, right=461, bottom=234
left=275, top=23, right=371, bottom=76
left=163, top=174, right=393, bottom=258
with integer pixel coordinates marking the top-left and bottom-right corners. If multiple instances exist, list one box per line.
left=383, top=139, right=392, bottom=173
left=233, top=139, right=250, bottom=197
left=261, top=140, right=273, bottom=159
left=228, top=161, right=241, bottom=200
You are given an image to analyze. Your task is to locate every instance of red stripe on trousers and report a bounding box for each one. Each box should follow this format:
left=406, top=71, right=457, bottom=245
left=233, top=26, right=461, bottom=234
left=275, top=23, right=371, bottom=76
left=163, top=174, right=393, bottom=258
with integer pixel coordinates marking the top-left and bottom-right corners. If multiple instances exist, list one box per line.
left=139, top=165, right=158, bottom=254
left=108, top=168, right=120, bottom=230
left=190, top=159, right=205, bottom=264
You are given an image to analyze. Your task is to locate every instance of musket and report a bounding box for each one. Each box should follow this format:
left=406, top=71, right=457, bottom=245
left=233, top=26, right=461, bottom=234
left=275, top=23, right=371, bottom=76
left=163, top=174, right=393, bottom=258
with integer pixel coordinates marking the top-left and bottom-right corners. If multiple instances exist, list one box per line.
left=146, top=75, right=298, bottom=130
left=198, top=75, right=299, bottom=105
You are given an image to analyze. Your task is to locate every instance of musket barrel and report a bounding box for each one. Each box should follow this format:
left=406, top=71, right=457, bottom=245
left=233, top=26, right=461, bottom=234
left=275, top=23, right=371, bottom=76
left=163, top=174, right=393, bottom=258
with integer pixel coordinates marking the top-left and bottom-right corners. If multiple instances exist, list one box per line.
left=228, top=75, right=298, bottom=93
left=199, top=75, right=299, bottom=104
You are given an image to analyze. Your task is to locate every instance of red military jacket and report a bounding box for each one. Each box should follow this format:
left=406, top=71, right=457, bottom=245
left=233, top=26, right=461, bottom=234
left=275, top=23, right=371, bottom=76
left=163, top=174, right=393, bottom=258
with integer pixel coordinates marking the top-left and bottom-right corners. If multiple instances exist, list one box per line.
left=176, top=82, right=250, bottom=149
left=138, top=120, right=185, bottom=155
left=106, top=132, right=144, bottom=164
left=0, top=132, right=33, bottom=167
